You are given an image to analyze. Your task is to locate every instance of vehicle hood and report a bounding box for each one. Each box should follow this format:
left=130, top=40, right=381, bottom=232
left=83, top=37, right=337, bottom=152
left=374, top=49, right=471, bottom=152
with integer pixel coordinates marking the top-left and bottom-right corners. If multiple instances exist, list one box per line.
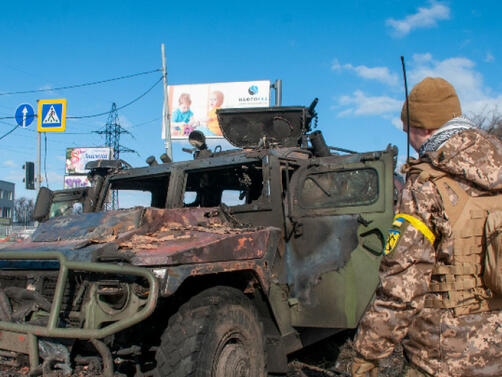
left=426, top=128, right=502, bottom=191
left=0, top=207, right=280, bottom=267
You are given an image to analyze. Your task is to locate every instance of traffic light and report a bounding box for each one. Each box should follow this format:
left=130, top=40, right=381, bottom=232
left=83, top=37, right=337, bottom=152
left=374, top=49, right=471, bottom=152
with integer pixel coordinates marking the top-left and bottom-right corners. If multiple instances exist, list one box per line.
left=23, top=162, right=35, bottom=190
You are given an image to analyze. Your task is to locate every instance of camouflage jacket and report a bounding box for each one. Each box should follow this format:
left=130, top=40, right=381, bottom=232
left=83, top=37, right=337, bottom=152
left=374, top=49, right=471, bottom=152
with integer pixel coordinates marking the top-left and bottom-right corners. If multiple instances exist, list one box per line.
left=354, top=127, right=502, bottom=377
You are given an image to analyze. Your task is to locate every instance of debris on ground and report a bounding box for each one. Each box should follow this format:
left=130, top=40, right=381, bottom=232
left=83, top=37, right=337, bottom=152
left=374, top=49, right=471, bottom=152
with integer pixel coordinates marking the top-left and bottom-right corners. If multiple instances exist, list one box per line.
left=287, top=331, right=405, bottom=377
left=0, top=331, right=405, bottom=376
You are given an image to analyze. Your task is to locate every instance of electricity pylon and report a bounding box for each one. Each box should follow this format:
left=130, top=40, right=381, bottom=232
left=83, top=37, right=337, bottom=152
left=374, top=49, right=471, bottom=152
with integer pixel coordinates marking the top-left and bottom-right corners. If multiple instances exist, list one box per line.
left=95, top=103, right=136, bottom=209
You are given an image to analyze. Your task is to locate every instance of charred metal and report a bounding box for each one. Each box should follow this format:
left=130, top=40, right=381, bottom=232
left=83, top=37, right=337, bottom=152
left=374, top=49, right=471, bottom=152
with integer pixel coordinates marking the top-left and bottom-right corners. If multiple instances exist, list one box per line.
left=0, top=103, right=397, bottom=376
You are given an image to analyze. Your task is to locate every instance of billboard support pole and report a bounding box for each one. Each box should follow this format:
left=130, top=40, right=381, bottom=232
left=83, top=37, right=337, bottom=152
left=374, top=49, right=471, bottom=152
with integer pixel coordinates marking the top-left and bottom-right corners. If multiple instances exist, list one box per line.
left=161, top=44, right=172, bottom=161
left=271, top=79, right=282, bottom=106
left=36, top=131, right=41, bottom=192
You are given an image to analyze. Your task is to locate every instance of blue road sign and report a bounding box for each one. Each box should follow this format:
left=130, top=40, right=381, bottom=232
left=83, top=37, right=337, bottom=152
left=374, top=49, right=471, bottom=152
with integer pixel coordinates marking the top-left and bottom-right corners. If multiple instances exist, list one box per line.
left=37, top=99, right=67, bottom=132
left=15, top=103, right=35, bottom=128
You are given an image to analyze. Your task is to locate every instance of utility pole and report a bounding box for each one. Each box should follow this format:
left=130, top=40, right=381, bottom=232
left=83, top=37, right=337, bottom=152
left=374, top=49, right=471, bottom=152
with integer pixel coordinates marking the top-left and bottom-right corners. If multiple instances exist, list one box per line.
left=36, top=131, right=41, bottom=191
left=35, top=100, right=41, bottom=192
left=161, top=43, right=172, bottom=161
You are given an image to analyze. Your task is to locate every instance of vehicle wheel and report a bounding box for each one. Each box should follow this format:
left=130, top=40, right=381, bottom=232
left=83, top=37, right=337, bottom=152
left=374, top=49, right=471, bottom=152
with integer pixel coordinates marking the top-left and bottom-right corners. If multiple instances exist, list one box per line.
left=153, top=286, right=266, bottom=377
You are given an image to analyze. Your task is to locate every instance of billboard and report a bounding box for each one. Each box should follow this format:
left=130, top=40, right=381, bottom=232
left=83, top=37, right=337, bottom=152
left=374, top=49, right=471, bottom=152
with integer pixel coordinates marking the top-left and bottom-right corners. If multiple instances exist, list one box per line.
left=0, top=217, right=12, bottom=226
left=65, top=147, right=112, bottom=175
left=165, top=80, right=270, bottom=139
left=64, top=175, right=90, bottom=189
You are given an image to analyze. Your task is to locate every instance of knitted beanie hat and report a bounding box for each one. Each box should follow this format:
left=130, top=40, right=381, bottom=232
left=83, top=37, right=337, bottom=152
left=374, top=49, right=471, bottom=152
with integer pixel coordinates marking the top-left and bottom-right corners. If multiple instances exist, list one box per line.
left=401, top=77, right=461, bottom=130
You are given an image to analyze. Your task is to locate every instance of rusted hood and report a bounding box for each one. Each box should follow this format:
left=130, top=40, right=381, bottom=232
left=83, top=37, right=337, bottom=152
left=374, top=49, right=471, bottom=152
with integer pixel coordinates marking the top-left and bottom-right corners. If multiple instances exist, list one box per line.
left=1, top=207, right=280, bottom=267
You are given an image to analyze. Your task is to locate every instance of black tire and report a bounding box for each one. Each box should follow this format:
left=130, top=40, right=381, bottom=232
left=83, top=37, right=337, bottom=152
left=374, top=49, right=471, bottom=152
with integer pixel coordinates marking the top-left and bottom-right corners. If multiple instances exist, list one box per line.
left=153, top=286, right=266, bottom=377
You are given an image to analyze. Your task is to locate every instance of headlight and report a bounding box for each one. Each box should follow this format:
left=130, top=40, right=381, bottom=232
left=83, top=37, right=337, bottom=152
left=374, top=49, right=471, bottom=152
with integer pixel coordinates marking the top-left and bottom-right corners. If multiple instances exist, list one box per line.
left=95, top=280, right=130, bottom=314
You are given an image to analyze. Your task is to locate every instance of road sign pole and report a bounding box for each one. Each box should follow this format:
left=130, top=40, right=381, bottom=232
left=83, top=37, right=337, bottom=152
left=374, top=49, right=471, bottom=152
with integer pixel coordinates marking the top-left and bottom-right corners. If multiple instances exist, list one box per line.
left=161, top=43, right=172, bottom=161
left=36, top=131, right=41, bottom=191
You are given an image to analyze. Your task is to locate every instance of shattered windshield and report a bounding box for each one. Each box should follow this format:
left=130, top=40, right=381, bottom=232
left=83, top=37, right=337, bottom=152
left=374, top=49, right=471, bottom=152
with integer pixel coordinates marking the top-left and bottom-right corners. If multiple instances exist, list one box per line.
left=301, top=168, right=378, bottom=208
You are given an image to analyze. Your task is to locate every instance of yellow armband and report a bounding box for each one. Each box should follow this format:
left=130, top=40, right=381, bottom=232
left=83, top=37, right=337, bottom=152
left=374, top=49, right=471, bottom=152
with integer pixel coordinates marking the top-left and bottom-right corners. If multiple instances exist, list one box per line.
left=383, top=213, right=436, bottom=256
left=393, top=213, right=436, bottom=245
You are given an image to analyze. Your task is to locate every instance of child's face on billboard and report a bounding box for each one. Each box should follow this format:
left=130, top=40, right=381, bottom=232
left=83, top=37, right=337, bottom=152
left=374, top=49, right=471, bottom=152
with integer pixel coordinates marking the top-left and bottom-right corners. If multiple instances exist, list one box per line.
left=180, top=102, right=190, bottom=113
left=209, top=94, right=218, bottom=108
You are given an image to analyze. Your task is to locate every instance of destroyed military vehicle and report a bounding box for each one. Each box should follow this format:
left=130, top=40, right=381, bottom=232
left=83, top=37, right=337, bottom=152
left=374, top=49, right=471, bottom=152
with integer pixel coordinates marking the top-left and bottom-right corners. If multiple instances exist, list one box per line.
left=0, top=102, right=397, bottom=376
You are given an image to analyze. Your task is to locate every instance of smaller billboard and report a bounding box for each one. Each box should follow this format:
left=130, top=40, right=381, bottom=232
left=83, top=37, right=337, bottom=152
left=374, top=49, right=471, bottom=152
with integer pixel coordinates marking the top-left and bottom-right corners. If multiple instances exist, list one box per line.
left=66, top=147, right=112, bottom=175
left=165, top=80, right=271, bottom=139
left=0, top=217, right=12, bottom=226
left=64, top=175, right=90, bottom=189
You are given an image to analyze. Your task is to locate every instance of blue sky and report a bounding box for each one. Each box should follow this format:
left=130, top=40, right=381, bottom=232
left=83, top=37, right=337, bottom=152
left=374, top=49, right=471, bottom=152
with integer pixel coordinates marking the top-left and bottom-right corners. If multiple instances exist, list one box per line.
left=1, top=1, right=501, bottom=203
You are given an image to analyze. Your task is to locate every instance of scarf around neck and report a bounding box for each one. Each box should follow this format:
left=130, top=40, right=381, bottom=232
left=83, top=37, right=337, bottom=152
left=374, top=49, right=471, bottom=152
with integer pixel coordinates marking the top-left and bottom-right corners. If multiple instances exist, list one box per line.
left=418, top=116, right=475, bottom=157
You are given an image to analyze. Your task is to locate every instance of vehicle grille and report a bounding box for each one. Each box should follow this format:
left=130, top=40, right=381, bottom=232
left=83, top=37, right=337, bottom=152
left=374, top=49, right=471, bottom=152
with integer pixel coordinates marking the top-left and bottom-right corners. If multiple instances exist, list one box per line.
left=0, top=271, right=83, bottom=327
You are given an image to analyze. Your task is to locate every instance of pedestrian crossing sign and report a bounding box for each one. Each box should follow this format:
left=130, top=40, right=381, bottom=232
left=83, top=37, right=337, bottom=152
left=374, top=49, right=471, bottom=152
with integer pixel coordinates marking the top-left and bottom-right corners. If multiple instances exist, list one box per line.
left=37, top=99, right=67, bottom=132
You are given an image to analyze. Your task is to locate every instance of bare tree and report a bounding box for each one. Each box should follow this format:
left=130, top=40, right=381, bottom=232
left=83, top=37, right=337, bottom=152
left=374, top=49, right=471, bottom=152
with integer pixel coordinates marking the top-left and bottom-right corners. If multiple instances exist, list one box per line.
left=468, top=107, right=502, bottom=140
left=14, top=197, right=34, bottom=224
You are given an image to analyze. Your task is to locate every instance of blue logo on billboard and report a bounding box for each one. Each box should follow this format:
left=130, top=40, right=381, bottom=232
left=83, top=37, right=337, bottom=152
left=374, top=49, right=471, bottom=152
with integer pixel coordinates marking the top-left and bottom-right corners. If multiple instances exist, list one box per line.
left=248, top=85, right=259, bottom=95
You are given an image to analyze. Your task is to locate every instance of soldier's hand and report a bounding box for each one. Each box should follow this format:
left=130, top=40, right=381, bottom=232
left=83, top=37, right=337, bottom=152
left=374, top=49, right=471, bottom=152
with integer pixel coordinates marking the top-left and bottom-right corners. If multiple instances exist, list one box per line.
left=351, top=356, right=378, bottom=377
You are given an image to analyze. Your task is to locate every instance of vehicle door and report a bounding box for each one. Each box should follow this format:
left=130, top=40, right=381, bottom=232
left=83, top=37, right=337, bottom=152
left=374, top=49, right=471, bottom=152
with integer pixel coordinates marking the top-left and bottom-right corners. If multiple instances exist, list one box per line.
left=286, top=148, right=395, bottom=328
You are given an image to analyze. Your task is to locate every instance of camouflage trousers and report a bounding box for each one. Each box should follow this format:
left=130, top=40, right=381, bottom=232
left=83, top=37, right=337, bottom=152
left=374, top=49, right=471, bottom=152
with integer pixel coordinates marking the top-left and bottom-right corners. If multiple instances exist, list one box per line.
left=402, top=365, right=432, bottom=377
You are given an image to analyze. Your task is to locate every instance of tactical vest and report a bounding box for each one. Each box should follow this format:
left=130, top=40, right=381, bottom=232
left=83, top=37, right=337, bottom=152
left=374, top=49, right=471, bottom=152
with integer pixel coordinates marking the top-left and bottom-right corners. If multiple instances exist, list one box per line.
left=408, top=162, right=502, bottom=316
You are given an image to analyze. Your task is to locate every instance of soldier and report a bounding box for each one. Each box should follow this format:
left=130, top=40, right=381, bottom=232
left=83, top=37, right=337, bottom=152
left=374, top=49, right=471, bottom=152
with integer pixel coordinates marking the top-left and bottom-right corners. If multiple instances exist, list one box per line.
left=351, top=77, right=502, bottom=377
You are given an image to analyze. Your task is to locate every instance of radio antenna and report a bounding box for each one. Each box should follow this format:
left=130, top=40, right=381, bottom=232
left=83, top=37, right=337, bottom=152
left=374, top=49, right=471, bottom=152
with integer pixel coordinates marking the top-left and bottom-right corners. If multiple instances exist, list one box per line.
left=400, top=56, right=410, bottom=163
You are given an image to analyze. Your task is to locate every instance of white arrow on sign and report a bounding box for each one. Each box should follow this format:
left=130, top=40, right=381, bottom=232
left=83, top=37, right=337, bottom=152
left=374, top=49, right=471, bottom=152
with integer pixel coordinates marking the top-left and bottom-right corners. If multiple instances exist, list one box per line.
left=22, top=106, right=28, bottom=128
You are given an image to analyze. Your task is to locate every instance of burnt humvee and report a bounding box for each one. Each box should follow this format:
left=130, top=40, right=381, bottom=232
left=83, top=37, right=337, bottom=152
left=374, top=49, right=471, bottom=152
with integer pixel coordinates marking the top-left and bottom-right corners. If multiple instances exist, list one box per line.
left=0, top=103, right=396, bottom=376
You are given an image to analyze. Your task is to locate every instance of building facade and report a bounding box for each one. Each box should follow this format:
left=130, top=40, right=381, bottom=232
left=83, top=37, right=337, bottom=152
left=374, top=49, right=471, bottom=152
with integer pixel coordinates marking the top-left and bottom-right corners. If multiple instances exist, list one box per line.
left=0, top=180, right=15, bottom=225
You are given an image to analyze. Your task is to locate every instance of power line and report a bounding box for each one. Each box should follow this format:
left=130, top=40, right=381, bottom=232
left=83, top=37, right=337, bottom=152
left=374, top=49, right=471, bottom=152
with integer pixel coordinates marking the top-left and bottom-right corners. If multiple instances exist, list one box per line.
left=67, top=76, right=163, bottom=119
left=0, top=76, right=163, bottom=121
left=3, top=127, right=98, bottom=148
left=52, top=131, right=95, bottom=135
left=0, top=68, right=161, bottom=96
left=2, top=118, right=160, bottom=136
left=0, top=124, right=18, bottom=141
left=0, top=119, right=15, bottom=126
left=0, top=130, right=34, bottom=141
left=131, top=116, right=162, bottom=128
